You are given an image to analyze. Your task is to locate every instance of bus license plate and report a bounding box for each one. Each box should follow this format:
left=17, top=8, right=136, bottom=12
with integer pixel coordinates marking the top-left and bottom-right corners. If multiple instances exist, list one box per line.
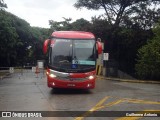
left=67, top=84, right=75, bottom=87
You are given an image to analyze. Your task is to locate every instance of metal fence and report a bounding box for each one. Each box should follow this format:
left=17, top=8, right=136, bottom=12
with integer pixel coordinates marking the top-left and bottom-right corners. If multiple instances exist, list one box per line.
left=0, top=66, right=45, bottom=76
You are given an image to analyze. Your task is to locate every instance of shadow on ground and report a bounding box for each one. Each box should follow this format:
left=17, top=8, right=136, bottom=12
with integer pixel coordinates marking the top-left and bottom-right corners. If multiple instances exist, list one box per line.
left=50, top=88, right=92, bottom=95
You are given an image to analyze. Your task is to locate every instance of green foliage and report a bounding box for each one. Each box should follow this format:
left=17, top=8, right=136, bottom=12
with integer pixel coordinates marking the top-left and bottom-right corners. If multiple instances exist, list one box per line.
left=49, top=18, right=92, bottom=32
left=30, top=27, right=50, bottom=62
left=74, top=0, right=160, bottom=77
left=49, top=17, right=72, bottom=31
left=0, top=10, right=49, bottom=67
left=31, top=27, right=49, bottom=41
left=115, top=27, right=153, bottom=74
left=136, top=21, right=160, bottom=79
left=0, top=10, right=18, bottom=66
left=0, top=0, right=7, bottom=9
left=11, top=14, right=32, bottom=41
left=90, top=16, right=111, bottom=39
left=74, top=0, right=160, bottom=28
left=72, top=18, right=92, bottom=31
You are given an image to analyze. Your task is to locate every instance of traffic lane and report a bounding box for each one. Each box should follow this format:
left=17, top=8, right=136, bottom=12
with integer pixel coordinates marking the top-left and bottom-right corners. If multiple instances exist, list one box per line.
left=38, top=76, right=160, bottom=119
left=38, top=75, right=160, bottom=111
left=71, top=78, right=160, bottom=120
left=0, top=74, right=52, bottom=111
left=39, top=76, right=160, bottom=107
left=0, top=72, right=72, bottom=120
left=38, top=78, right=129, bottom=111
left=95, top=78, right=160, bottom=101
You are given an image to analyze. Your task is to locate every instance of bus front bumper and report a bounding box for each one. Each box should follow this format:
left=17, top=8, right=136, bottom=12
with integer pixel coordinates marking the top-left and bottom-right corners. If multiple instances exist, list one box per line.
left=47, top=77, right=95, bottom=89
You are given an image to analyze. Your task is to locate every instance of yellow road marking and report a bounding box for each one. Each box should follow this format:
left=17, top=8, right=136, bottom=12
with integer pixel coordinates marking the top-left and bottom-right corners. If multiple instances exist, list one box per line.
left=115, top=117, right=141, bottom=120
left=94, top=99, right=124, bottom=111
left=74, top=96, right=160, bottom=120
left=74, top=96, right=110, bottom=120
left=123, top=98, right=160, bottom=105
left=115, top=110, right=160, bottom=120
left=94, top=96, right=110, bottom=108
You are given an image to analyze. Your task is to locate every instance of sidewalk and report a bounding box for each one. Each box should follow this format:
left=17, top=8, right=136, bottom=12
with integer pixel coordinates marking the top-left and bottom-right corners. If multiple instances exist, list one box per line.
left=96, top=75, right=160, bottom=84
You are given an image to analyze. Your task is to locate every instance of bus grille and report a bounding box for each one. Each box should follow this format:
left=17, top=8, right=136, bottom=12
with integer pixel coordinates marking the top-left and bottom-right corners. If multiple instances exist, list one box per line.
left=56, top=76, right=87, bottom=81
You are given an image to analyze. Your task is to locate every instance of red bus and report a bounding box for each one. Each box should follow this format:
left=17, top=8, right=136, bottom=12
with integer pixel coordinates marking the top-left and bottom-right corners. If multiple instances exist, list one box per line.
left=43, top=31, right=102, bottom=89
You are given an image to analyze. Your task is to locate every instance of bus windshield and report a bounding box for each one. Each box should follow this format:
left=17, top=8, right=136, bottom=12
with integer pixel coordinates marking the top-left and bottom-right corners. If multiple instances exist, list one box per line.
left=48, top=38, right=96, bottom=73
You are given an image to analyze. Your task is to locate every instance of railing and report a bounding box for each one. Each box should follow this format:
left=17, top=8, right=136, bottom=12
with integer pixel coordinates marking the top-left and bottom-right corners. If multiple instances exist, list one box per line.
left=0, top=66, right=45, bottom=75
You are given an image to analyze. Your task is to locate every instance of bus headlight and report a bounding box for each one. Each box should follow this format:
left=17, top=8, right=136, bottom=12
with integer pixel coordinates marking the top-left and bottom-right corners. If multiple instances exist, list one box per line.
left=46, top=71, right=49, bottom=75
left=88, top=75, right=94, bottom=80
left=50, top=74, right=56, bottom=78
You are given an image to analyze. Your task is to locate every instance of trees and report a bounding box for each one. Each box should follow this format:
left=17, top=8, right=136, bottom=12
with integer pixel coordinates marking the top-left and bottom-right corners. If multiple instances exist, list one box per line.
left=0, top=10, right=49, bottom=67
left=49, top=18, right=92, bottom=32
left=31, top=27, right=50, bottom=62
left=49, top=17, right=72, bottom=32
left=72, top=18, right=92, bottom=31
left=74, top=0, right=160, bottom=28
left=74, top=0, right=160, bottom=77
left=0, top=0, right=7, bottom=9
left=0, top=10, right=18, bottom=66
left=11, top=16, right=50, bottom=66
left=136, top=20, right=160, bottom=79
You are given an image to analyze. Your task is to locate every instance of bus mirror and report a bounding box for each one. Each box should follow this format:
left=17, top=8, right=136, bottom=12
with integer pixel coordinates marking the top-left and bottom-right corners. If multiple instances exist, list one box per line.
left=96, top=41, right=102, bottom=54
left=43, top=39, right=50, bottom=54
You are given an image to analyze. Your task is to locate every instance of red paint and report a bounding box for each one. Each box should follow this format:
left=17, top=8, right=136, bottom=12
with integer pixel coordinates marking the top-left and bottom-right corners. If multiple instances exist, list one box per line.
left=47, top=76, right=95, bottom=89
left=51, top=31, right=95, bottom=39
left=43, top=39, right=50, bottom=54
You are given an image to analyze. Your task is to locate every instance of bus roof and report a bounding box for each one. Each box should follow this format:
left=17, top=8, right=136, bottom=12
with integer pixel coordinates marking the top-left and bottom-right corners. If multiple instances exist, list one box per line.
left=51, top=31, right=95, bottom=39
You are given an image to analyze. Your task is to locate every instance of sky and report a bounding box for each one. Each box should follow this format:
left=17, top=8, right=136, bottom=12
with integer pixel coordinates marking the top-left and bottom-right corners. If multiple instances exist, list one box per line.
left=4, top=0, right=104, bottom=28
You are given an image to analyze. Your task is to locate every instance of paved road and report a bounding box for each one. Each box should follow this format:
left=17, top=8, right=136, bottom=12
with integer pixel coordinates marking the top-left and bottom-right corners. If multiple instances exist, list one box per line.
left=0, top=70, right=160, bottom=120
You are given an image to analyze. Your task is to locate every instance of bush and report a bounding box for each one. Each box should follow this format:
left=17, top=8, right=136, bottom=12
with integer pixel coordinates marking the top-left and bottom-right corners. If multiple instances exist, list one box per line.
left=135, top=21, right=160, bottom=80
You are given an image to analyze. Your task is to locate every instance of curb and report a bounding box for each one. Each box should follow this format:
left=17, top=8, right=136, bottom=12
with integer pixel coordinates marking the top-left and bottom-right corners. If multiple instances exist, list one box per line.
left=96, top=76, right=160, bottom=84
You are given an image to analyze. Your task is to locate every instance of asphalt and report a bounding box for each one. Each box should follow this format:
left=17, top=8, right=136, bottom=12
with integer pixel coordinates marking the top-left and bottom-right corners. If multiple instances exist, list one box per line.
left=96, top=76, right=160, bottom=84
